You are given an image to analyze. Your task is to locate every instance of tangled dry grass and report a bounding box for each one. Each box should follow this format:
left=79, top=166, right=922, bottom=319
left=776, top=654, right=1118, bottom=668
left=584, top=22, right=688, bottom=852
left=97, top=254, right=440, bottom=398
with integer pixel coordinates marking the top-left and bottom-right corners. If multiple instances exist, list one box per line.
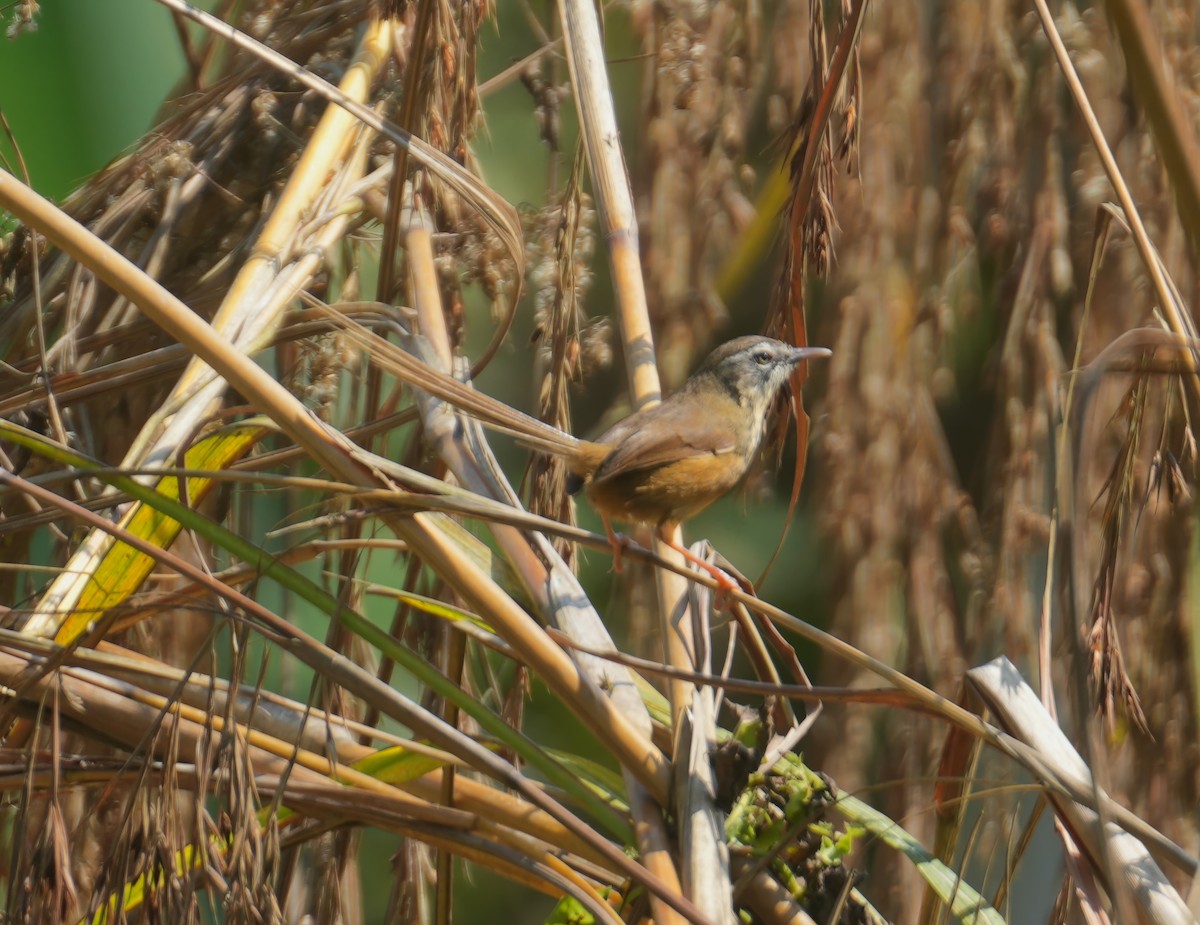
left=0, top=0, right=1198, bottom=923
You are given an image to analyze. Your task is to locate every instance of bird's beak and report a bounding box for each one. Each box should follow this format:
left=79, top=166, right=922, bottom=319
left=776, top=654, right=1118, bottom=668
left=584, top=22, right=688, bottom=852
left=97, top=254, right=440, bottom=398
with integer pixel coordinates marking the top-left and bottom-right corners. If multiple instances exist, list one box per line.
left=786, top=345, right=833, bottom=365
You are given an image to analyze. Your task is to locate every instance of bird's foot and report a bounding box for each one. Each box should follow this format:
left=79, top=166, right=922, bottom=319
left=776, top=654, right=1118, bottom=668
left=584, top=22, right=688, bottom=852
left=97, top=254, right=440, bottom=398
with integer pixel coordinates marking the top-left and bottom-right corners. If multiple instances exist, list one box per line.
left=602, top=520, right=630, bottom=573
left=664, top=538, right=755, bottom=605
left=704, top=561, right=756, bottom=610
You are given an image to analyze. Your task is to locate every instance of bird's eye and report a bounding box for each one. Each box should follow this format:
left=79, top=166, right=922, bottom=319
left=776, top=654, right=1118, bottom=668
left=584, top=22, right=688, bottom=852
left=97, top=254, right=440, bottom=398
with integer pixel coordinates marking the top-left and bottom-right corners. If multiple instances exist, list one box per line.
left=753, top=350, right=772, bottom=365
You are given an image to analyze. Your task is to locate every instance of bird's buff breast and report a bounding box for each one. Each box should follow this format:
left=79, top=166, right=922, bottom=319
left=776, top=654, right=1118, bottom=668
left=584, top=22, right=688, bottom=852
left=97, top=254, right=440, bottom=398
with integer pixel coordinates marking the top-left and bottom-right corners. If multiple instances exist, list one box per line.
left=584, top=452, right=749, bottom=526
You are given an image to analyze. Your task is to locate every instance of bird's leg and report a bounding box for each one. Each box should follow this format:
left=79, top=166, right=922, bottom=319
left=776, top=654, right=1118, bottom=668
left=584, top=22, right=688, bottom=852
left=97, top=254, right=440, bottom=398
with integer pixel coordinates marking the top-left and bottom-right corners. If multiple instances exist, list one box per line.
left=602, top=515, right=627, bottom=573
left=656, top=528, right=756, bottom=599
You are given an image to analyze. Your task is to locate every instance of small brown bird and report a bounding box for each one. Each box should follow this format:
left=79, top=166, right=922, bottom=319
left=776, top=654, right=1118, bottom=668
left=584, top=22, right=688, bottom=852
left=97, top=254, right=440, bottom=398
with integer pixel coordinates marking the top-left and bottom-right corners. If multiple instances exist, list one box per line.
left=397, top=335, right=830, bottom=585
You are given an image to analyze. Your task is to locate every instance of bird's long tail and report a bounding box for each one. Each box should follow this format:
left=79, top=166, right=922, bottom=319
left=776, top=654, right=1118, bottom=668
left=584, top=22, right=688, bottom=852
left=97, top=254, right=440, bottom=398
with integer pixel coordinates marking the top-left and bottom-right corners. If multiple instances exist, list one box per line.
left=385, top=335, right=587, bottom=462
left=314, top=306, right=590, bottom=465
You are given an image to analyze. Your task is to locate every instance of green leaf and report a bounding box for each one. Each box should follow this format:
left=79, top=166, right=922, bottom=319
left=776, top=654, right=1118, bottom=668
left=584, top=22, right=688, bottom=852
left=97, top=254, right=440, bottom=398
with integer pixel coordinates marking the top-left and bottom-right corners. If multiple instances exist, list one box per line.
left=834, top=791, right=1006, bottom=925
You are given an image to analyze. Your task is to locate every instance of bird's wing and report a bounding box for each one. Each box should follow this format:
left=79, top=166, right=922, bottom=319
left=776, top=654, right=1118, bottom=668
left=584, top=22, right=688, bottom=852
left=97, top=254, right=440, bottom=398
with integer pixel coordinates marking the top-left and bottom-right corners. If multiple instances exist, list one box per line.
left=590, top=411, right=738, bottom=486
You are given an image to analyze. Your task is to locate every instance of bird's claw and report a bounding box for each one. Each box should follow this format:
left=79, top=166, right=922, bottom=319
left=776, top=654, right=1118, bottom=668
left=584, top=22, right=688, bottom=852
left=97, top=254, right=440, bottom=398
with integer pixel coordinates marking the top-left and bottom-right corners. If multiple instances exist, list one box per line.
left=705, top=563, right=755, bottom=610
left=604, top=526, right=632, bottom=573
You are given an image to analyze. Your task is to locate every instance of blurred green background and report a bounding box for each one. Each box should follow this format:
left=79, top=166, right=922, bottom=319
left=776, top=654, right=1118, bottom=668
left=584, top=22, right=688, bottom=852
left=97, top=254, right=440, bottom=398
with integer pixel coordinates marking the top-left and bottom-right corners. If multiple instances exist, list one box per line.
left=0, top=3, right=184, bottom=199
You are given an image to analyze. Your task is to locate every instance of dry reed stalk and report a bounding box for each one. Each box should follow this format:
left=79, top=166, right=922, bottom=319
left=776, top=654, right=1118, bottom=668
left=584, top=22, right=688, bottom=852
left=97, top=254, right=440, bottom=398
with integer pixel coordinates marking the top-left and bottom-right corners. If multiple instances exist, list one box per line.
left=558, top=1, right=716, bottom=920
left=737, top=591, right=1193, bottom=877
left=556, top=0, right=697, bottom=760
left=968, top=657, right=1193, bottom=924
left=558, top=0, right=657, bottom=407
left=1105, top=0, right=1200, bottom=252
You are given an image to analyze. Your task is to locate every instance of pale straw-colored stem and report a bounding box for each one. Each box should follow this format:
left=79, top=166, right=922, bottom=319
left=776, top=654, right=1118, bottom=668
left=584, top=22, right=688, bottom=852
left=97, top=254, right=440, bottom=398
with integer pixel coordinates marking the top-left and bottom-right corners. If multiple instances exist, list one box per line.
left=558, top=1, right=701, bottom=915
left=558, top=0, right=658, bottom=408
left=557, top=0, right=697, bottom=736
left=404, top=195, right=453, bottom=366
